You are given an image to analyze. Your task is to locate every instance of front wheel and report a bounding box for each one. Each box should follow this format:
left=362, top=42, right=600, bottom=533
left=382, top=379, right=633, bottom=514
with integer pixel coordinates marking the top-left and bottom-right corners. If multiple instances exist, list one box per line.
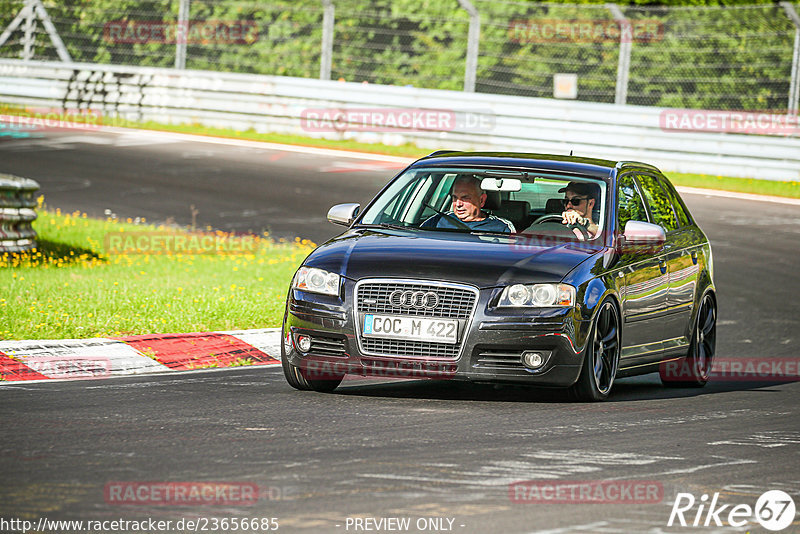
left=569, top=299, right=620, bottom=402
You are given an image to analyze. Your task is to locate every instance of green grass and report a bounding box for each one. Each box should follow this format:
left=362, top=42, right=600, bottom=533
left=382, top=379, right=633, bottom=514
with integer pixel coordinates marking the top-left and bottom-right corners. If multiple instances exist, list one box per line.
left=3, top=103, right=799, bottom=198
left=0, top=205, right=313, bottom=340
left=666, top=172, right=799, bottom=198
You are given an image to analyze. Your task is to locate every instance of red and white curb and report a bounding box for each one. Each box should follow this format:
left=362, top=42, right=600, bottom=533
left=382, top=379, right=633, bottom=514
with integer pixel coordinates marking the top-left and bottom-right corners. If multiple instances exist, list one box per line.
left=0, top=328, right=282, bottom=382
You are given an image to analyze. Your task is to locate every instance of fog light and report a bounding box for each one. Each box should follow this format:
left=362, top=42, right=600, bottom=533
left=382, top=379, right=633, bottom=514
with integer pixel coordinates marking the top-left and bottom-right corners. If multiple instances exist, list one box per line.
left=521, top=351, right=544, bottom=369
left=296, top=335, right=312, bottom=352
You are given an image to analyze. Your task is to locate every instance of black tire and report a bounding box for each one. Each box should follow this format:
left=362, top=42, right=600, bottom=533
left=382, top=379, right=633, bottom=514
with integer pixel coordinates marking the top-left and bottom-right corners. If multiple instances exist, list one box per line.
left=661, top=292, right=716, bottom=388
left=569, top=299, right=621, bottom=402
left=281, top=329, right=344, bottom=393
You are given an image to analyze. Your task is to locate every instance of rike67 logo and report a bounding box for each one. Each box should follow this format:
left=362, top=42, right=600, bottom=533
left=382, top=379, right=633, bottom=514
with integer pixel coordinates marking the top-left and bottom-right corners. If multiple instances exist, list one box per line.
left=668, top=490, right=796, bottom=531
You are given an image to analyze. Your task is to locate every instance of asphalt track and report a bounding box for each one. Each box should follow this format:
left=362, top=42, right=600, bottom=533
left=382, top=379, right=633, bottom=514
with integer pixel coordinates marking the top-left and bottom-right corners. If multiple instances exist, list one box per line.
left=0, top=129, right=397, bottom=244
left=1, top=129, right=799, bottom=533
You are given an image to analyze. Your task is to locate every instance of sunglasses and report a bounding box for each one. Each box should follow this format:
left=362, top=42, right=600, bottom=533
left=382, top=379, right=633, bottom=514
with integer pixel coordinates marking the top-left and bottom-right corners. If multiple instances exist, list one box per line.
left=562, top=197, right=588, bottom=207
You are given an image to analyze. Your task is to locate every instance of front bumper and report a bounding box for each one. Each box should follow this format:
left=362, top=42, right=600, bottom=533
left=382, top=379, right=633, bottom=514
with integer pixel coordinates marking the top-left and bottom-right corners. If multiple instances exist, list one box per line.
left=283, top=282, right=591, bottom=388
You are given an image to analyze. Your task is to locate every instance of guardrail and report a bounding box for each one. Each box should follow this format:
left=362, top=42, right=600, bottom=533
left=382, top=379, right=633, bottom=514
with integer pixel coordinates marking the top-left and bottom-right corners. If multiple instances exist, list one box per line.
left=0, top=173, right=39, bottom=253
left=0, top=59, right=798, bottom=181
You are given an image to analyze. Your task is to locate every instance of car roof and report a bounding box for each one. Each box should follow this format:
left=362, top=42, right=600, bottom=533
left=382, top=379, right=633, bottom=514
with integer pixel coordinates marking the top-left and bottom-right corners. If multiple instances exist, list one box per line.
left=413, top=151, right=662, bottom=181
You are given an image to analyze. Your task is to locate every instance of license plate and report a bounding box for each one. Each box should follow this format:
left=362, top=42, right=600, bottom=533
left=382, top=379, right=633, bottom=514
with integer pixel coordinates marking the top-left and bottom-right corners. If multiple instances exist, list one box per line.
left=362, top=314, right=458, bottom=344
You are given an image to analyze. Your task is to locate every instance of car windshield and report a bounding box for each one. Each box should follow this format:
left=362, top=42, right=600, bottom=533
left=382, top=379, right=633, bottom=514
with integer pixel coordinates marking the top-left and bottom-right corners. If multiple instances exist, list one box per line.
left=358, top=166, right=607, bottom=240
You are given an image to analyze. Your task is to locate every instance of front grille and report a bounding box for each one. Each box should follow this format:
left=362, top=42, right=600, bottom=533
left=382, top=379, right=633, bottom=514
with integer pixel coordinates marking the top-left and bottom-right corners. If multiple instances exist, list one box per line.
left=474, top=350, right=525, bottom=369
left=362, top=337, right=460, bottom=359
left=355, top=280, right=479, bottom=360
left=309, top=336, right=347, bottom=357
left=357, top=282, right=476, bottom=319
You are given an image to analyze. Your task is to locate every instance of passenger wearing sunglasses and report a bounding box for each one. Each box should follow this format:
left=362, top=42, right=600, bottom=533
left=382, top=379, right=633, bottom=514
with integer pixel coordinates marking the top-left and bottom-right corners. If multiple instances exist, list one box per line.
left=559, top=182, right=599, bottom=239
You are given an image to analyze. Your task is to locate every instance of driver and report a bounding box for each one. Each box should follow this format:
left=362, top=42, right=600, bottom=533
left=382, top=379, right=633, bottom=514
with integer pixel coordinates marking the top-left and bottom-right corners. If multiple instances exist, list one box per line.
left=559, top=181, right=599, bottom=239
left=421, top=175, right=515, bottom=233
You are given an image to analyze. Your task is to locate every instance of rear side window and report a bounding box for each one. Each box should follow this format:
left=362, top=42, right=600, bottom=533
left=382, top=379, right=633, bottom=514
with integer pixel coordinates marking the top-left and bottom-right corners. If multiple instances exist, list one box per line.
left=617, top=174, right=648, bottom=230
left=637, top=174, right=679, bottom=233
left=658, top=176, right=692, bottom=227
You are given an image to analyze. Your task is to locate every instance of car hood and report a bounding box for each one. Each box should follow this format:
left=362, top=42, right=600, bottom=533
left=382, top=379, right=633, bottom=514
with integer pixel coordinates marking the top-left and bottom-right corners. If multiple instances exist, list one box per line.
left=305, top=228, right=601, bottom=288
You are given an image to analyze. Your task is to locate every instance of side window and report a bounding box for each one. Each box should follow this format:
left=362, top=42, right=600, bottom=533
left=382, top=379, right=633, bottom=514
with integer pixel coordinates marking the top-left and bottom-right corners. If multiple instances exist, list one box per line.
left=658, top=176, right=691, bottom=227
left=637, top=174, right=679, bottom=233
left=617, top=174, right=648, bottom=230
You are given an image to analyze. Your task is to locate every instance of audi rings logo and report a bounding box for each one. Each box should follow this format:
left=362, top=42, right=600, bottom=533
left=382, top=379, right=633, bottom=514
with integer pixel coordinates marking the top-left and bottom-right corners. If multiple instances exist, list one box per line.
left=389, top=290, right=439, bottom=310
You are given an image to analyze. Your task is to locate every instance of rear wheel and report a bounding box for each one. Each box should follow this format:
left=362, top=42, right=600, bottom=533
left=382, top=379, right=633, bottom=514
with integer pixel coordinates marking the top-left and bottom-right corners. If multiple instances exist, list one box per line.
left=281, top=329, right=345, bottom=393
left=661, top=293, right=716, bottom=387
left=570, top=299, right=620, bottom=402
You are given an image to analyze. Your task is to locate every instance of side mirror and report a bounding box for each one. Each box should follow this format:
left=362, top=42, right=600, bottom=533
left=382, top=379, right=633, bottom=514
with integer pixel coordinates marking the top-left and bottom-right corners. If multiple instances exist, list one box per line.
left=620, top=220, right=665, bottom=253
left=327, top=203, right=360, bottom=226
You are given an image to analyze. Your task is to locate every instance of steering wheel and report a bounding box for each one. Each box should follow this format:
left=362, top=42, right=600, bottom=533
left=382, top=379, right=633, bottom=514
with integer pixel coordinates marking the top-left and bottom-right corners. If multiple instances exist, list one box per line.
left=531, top=213, right=590, bottom=241
left=531, top=214, right=564, bottom=225
left=567, top=223, right=591, bottom=241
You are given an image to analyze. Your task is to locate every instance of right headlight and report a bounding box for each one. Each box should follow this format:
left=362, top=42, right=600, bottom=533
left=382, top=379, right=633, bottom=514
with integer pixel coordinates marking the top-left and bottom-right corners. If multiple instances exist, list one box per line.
left=497, top=283, right=575, bottom=308
left=292, top=266, right=340, bottom=296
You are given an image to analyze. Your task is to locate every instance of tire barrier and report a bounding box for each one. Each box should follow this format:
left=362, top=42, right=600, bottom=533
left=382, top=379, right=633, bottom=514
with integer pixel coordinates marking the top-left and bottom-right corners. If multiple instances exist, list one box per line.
left=0, top=173, right=39, bottom=253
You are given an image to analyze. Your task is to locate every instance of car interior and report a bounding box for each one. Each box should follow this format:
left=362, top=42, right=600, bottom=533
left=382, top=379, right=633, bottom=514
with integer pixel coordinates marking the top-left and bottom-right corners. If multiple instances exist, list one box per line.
left=483, top=189, right=602, bottom=234
left=369, top=170, right=604, bottom=237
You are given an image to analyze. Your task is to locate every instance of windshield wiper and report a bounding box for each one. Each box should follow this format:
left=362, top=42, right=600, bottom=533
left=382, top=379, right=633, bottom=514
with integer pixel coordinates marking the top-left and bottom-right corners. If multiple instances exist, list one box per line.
left=359, top=222, right=415, bottom=231
left=468, top=229, right=517, bottom=237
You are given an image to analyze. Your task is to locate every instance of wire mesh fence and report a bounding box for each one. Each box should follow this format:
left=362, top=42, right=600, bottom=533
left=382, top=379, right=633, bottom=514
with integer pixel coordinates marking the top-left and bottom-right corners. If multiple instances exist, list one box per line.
left=475, top=2, right=621, bottom=102
left=1, top=0, right=798, bottom=112
left=330, top=0, right=471, bottom=90
left=624, top=4, right=797, bottom=110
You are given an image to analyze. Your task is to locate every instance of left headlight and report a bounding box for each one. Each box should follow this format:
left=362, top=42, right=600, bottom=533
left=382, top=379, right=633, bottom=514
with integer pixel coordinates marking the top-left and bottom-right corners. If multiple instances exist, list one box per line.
left=498, top=283, right=575, bottom=308
left=292, top=266, right=341, bottom=296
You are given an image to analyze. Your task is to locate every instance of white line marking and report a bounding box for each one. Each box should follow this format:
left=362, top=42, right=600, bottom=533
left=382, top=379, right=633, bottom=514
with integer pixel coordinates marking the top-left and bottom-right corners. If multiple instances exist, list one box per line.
left=100, top=126, right=416, bottom=163
left=607, top=456, right=756, bottom=479
left=360, top=450, right=686, bottom=489
left=318, top=161, right=407, bottom=173
left=708, top=431, right=800, bottom=448
left=527, top=522, right=610, bottom=534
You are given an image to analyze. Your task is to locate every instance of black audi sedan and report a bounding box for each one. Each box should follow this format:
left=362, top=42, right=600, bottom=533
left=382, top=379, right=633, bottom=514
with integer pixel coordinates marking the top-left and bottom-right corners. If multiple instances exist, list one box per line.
left=281, top=152, right=716, bottom=401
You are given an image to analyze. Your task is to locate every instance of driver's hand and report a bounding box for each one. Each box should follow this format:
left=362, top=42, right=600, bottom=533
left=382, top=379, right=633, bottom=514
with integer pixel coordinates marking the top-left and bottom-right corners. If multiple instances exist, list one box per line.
left=561, top=210, right=589, bottom=227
